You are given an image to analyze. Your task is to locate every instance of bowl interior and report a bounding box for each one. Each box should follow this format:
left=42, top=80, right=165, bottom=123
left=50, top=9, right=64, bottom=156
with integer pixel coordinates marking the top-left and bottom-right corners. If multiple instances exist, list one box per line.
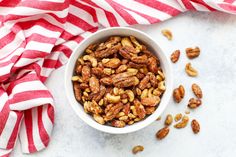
left=65, top=27, right=173, bottom=134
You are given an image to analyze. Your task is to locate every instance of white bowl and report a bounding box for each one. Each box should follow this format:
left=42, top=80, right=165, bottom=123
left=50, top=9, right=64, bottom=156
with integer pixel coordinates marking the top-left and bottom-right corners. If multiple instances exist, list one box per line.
left=65, top=27, right=173, bottom=134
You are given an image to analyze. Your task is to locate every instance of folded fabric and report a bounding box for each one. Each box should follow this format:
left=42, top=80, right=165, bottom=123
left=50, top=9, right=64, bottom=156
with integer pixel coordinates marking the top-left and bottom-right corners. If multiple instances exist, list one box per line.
left=0, top=0, right=235, bottom=156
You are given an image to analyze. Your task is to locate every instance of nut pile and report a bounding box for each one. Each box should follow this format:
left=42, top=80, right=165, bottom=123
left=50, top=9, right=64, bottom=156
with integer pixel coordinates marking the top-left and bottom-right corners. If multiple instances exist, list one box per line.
left=72, top=36, right=166, bottom=127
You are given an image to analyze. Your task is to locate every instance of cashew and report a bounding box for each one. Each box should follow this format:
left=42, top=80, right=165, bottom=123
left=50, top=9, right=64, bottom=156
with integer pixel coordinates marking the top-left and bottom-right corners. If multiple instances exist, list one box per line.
left=130, top=36, right=142, bottom=52
left=141, top=89, right=148, bottom=99
left=134, top=77, right=140, bottom=86
left=130, top=106, right=137, bottom=116
left=121, top=98, right=128, bottom=104
left=93, top=114, right=105, bottom=125
left=158, top=70, right=165, bottom=80
left=125, top=90, right=134, bottom=102
left=121, top=37, right=133, bottom=47
left=103, top=68, right=112, bottom=75
left=128, top=113, right=136, bottom=119
left=83, top=55, right=97, bottom=67
left=158, top=81, right=166, bottom=91
left=85, top=88, right=91, bottom=93
left=128, top=120, right=134, bottom=125
left=156, top=75, right=163, bottom=82
left=136, top=88, right=142, bottom=96
left=119, top=116, right=128, bottom=121
left=78, top=58, right=84, bottom=65
left=83, top=91, right=89, bottom=97
left=98, top=99, right=104, bottom=106
left=153, top=88, right=162, bottom=96
left=71, top=76, right=80, bottom=81
left=116, top=112, right=125, bottom=118
left=106, top=93, right=120, bottom=103
left=148, top=87, right=154, bottom=97
left=113, top=87, right=119, bottom=95
left=102, top=58, right=110, bottom=64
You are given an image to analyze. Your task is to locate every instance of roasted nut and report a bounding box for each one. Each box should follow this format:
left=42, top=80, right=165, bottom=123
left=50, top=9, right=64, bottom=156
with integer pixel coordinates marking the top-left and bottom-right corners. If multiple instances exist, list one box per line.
left=131, top=55, right=148, bottom=64
left=98, top=99, right=104, bottom=106
left=145, top=106, right=156, bottom=115
left=73, top=82, right=82, bottom=101
left=81, top=65, right=91, bottom=83
left=141, top=96, right=160, bottom=106
left=139, top=75, right=150, bottom=90
left=136, top=88, right=142, bottom=96
left=185, top=63, right=198, bottom=77
left=148, top=87, right=154, bottom=98
left=121, top=37, right=133, bottom=47
left=83, top=55, right=97, bottom=67
left=191, top=119, right=200, bottom=134
left=126, top=90, right=135, bottom=102
left=111, top=120, right=126, bottom=128
left=102, top=58, right=121, bottom=68
left=173, top=85, right=185, bottom=103
left=93, top=114, right=105, bottom=125
left=192, top=83, right=203, bottom=98
left=161, top=29, right=172, bottom=40
left=174, top=113, right=182, bottom=122
left=116, top=64, right=127, bottom=73
left=89, top=76, right=100, bottom=94
left=130, top=36, right=142, bottom=52
left=106, top=93, right=120, bottom=103
left=188, top=98, right=202, bottom=109
left=103, top=68, right=112, bottom=75
left=170, top=50, right=180, bottom=63
left=84, top=100, right=102, bottom=115
left=156, top=127, right=170, bottom=140
left=186, top=47, right=200, bottom=59
left=158, top=81, right=166, bottom=91
left=134, top=99, right=146, bottom=119
left=156, top=116, right=161, bottom=121
left=100, top=77, right=113, bottom=85
left=165, top=114, right=173, bottom=126
left=132, top=145, right=144, bottom=154
left=148, top=57, right=159, bottom=74
left=104, top=102, right=123, bottom=121
left=141, top=89, right=148, bottom=99
left=153, top=88, right=162, bottom=96
left=174, top=115, right=189, bottom=129
left=72, top=76, right=80, bottom=81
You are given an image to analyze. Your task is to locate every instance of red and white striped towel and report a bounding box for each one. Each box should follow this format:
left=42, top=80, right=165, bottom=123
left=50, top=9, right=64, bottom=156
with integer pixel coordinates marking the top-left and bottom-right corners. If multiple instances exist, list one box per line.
left=0, top=0, right=235, bottom=156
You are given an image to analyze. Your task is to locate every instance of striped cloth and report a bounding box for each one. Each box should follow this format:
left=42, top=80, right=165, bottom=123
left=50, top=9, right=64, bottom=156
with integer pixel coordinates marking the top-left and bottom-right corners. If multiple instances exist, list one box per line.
left=0, top=0, right=235, bottom=156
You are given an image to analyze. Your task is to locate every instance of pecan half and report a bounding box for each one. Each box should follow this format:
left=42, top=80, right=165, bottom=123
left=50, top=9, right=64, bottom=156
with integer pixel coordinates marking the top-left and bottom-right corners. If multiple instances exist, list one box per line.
left=89, top=76, right=100, bottom=94
left=191, top=119, right=200, bottom=134
left=173, top=85, right=185, bottom=103
left=73, top=82, right=81, bottom=101
left=170, top=50, right=180, bottom=63
left=156, top=127, right=170, bottom=140
left=188, top=98, right=202, bottom=109
left=104, top=102, right=123, bottom=121
left=192, top=83, right=203, bottom=98
left=186, top=47, right=200, bottom=59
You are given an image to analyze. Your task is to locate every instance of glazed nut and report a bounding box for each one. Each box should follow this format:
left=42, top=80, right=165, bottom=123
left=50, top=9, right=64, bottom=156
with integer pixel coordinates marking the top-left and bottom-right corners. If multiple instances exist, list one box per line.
left=173, top=85, right=185, bottom=103
left=161, top=29, right=172, bottom=40
left=158, top=81, right=166, bottom=91
left=186, top=47, right=200, bottom=59
left=111, top=120, right=126, bottom=128
left=125, top=90, right=135, bottom=102
left=140, top=89, right=148, bottom=99
left=121, top=37, right=133, bottom=47
left=113, top=87, right=119, bottom=95
left=83, top=55, right=97, bottom=67
left=98, top=99, right=104, bottom=106
left=106, top=93, right=121, bottom=103
left=191, top=119, right=200, bottom=134
left=156, top=116, right=161, bottom=121
left=170, top=50, right=180, bottom=63
left=121, top=98, right=128, bottom=104
left=102, top=58, right=110, bottom=64
left=148, top=87, right=154, bottom=98
left=93, top=114, right=105, bottom=125
left=153, top=88, right=162, bottom=96
left=165, top=114, right=173, bottom=126
left=174, top=113, right=182, bottom=122
left=185, top=63, right=198, bottom=77
left=158, top=71, right=165, bottom=80
left=156, top=127, right=170, bottom=140
left=136, top=88, right=142, bottom=95
left=188, top=98, right=202, bottom=109
left=174, top=115, right=189, bottom=129
left=132, top=145, right=144, bottom=154
left=71, top=76, right=80, bottom=81
left=192, top=83, right=203, bottom=98
left=103, top=68, right=112, bottom=75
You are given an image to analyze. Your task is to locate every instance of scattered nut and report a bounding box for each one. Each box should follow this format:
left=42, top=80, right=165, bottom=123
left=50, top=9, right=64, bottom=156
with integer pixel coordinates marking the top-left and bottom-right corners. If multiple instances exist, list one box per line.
left=191, top=119, right=200, bottom=134
left=174, top=113, right=182, bottom=122
left=165, top=114, right=173, bottom=126
left=161, top=29, right=172, bottom=40
left=192, top=83, right=203, bottom=98
left=186, top=47, right=200, bottom=59
left=132, top=145, right=144, bottom=154
left=170, top=50, right=180, bottom=63
left=188, top=98, right=202, bottom=109
left=156, top=127, right=170, bottom=140
left=174, top=115, right=189, bottom=129
left=173, top=85, right=185, bottom=103
left=185, top=63, right=198, bottom=77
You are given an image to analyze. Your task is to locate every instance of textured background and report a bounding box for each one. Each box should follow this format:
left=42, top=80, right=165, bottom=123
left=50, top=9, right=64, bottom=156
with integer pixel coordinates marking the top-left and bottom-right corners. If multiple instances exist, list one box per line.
left=12, top=12, right=236, bottom=157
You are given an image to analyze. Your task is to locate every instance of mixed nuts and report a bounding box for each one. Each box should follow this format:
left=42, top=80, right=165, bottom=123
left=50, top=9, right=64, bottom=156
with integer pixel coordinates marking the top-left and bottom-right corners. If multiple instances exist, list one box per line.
left=72, top=36, right=165, bottom=127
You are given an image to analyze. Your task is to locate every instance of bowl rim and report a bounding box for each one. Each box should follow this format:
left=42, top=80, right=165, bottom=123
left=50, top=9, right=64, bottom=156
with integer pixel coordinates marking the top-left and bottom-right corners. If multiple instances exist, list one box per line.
left=65, top=27, right=173, bottom=134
